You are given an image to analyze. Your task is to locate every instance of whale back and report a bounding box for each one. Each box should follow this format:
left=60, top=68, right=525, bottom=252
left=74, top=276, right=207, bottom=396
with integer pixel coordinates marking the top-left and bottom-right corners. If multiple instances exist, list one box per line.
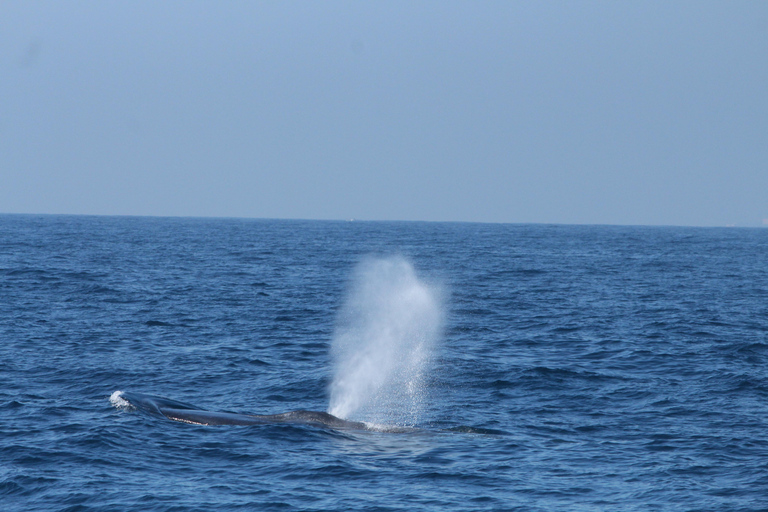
left=117, top=391, right=367, bottom=429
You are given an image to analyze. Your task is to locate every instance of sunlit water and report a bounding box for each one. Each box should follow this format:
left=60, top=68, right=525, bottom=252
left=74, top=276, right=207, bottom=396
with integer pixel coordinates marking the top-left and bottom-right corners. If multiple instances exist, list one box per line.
left=2, top=215, right=767, bottom=511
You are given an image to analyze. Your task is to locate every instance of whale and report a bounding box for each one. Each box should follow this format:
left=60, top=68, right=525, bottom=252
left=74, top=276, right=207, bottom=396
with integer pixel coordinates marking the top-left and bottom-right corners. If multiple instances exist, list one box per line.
left=112, top=391, right=507, bottom=435
left=113, top=391, right=370, bottom=429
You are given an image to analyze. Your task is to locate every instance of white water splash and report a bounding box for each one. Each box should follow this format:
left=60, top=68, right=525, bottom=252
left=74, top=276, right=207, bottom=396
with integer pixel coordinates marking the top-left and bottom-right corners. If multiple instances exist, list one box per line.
left=328, top=256, right=444, bottom=425
left=109, top=390, right=132, bottom=409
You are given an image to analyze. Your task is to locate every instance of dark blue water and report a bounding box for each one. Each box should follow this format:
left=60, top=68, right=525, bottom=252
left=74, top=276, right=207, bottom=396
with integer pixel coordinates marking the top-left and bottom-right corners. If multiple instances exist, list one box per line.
left=2, top=215, right=767, bottom=511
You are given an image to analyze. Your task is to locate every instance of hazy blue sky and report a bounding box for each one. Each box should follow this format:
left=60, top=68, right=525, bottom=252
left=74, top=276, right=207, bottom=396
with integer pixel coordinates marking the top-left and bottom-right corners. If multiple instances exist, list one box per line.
left=2, top=1, right=766, bottom=226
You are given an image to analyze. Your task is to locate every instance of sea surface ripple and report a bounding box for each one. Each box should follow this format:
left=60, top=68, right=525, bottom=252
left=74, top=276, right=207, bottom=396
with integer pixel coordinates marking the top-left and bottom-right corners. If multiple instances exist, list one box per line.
left=1, top=215, right=767, bottom=511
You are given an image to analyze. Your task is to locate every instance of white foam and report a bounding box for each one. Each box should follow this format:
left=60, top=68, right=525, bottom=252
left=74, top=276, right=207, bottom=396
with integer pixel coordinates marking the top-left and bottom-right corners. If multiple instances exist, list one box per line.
left=109, top=390, right=132, bottom=409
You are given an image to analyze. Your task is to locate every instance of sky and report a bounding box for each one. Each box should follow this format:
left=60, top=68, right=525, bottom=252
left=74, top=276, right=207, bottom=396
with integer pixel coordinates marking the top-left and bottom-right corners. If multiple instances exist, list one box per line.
left=1, top=1, right=766, bottom=226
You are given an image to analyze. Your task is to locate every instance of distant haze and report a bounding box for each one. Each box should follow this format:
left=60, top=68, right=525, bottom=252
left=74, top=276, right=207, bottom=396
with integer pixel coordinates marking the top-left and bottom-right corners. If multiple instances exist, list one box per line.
left=1, top=1, right=766, bottom=226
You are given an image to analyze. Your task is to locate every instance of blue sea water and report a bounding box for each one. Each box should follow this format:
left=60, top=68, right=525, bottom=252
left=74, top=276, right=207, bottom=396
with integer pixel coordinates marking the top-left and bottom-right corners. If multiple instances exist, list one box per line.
left=2, top=214, right=768, bottom=511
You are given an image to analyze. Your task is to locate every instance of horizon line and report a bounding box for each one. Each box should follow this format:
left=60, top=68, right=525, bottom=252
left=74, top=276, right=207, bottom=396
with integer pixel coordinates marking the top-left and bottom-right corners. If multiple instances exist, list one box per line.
left=1, top=211, right=766, bottom=230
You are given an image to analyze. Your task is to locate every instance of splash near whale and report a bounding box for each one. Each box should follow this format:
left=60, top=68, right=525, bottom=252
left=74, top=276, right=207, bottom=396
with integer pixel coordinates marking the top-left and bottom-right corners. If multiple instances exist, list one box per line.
left=112, top=257, right=445, bottom=431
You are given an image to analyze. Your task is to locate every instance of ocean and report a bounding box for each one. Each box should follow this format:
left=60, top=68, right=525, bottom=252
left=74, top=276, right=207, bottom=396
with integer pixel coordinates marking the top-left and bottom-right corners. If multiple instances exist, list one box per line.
left=1, top=214, right=767, bottom=511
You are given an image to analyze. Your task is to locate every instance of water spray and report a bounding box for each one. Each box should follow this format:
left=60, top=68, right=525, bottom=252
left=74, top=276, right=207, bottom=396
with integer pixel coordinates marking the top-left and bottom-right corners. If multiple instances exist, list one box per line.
left=328, top=256, right=444, bottom=425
